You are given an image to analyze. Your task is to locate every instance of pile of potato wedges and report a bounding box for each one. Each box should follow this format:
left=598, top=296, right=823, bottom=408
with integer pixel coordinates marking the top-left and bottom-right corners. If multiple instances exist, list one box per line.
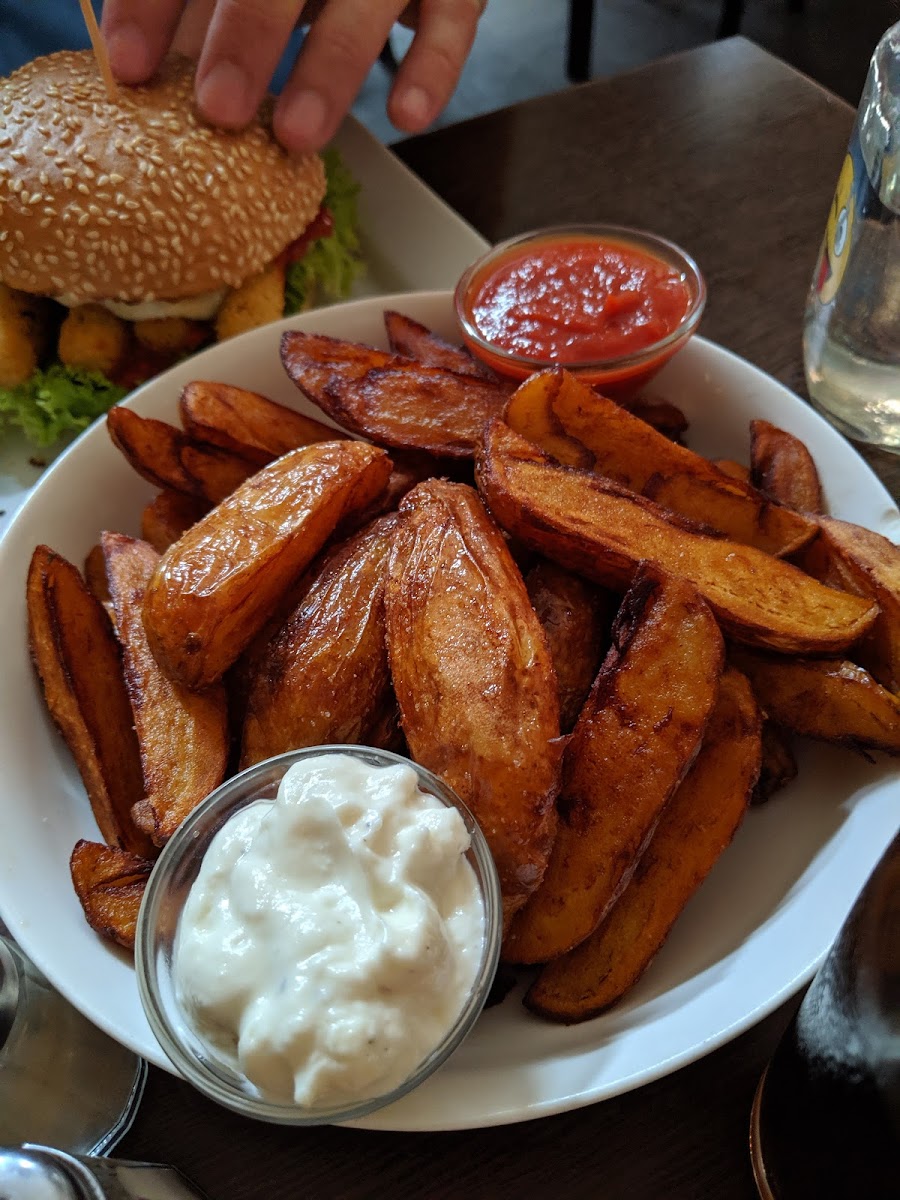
left=26, top=309, right=900, bottom=1023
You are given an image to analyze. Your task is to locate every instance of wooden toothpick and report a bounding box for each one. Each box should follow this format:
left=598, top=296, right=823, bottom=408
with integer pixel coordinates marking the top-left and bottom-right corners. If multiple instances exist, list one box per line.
left=77, top=0, right=119, bottom=102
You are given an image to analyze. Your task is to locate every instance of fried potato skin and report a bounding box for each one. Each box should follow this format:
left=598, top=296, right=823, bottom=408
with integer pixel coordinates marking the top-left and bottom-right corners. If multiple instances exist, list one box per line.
left=179, top=380, right=345, bottom=463
left=731, top=649, right=900, bottom=756
left=280, top=330, right=507, bottom=458
left=140, top=490, right=211, bottom=554
left=107, top=406, right=258, bottom=504
left=504, top=566, right=724, bottom=964
left=384, top=480, right=562, bottom=925
left=383, top=310, right=499, bottom=381
left=803, top=517, right=900, bottom=693
left=241, top=514, right=401, bottom=767
left=475, top=420, right=878, bottom=656
left=525, top=559, right=612, bottom=733
left=504, top=370, right=816, bottom=555
left=753, top=720, right=798, bottom=804
left=27, top=546, right=154, bottom=858
left=525, top=667, right=760, bottom=1021
left=70, top=839, right=153, bottom=950
left=143, top=440, right=392, bottom=689
left=750, top=419, right=824, bottom=514
left=103, top=533, right=229, bottom=845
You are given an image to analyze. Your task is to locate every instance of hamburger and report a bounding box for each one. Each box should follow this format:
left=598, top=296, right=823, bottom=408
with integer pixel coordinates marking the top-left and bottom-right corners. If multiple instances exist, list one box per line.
left=0, top=50, right=361, bottom=447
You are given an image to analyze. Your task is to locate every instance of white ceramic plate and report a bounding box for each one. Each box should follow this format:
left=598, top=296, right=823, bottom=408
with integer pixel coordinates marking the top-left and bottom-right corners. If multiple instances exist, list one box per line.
left=0, top=116, right=489, bottom=537
left=1, top=291, right=898, bottom=1133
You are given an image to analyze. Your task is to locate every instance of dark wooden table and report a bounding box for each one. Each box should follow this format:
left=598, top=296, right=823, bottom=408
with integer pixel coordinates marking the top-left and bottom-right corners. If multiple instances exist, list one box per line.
left=116, top=36, right=897, bottom=1200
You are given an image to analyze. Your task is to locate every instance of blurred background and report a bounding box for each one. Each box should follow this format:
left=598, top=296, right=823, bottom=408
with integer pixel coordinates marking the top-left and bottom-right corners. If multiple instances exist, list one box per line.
left=0, top=0, right=897, bottom=142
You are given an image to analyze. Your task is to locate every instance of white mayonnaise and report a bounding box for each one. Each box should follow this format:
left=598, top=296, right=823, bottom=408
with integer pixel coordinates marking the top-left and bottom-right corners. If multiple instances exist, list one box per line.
left=54, top=290, right=226, bottom=321
left=173, top=753, right=486, bottom=1109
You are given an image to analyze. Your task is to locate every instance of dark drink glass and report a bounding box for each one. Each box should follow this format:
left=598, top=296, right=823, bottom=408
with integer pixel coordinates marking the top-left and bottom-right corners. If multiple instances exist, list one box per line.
left=750, top=827, right=900, bottom=1199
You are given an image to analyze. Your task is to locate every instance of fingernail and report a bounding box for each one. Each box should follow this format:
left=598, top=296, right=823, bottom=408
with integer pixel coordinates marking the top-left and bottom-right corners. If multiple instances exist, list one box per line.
left=276, top=90, right=328, bottom=153
left=395, top=85, right=432, bottom=129
left=196, top=60, right=253, bottom=128
left=105, top=21, right=153, bottom=82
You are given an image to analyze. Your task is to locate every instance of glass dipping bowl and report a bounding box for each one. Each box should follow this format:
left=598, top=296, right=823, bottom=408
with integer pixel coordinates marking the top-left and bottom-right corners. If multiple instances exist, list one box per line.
left=454, top=223, right=707, bottom=398
left=136, top=745, right=502, bottom=1126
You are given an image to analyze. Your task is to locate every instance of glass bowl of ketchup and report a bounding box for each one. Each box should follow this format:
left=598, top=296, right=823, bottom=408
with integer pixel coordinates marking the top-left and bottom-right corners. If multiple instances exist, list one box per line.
left=454, top=224, right=706, bottom=398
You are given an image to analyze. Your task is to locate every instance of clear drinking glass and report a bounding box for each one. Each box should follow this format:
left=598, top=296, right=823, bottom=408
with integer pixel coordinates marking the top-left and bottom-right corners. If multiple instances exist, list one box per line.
left=802, top=22, right=900, bottom=452
left=0, top=927, right=146, bottom=1154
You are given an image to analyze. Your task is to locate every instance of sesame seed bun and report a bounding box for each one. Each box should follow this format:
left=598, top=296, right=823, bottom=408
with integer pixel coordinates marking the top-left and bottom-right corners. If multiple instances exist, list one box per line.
left=0, top=51, right=327, bottom=305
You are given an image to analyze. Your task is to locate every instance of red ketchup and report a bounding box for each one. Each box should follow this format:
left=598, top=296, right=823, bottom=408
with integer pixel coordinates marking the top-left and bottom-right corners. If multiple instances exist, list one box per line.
left=457, top=231, right=698, bottom=395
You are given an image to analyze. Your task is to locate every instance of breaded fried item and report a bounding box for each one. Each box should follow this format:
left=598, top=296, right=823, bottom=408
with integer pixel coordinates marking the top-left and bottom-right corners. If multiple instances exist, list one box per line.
left=58, top=304, right=128, bottom=375
left=134, top=317, right=205, bottom=356
left=0, top=283, right=50, bottom=386
left=215, top=260, right=286, bottom=342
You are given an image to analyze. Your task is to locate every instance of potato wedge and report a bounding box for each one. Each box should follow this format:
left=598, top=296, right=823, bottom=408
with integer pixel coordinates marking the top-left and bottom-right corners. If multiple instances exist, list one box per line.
left=280, top=330, right=507, bottom=458
left=27, top=546, right=154, bottom=857
left=107, top=406, right=258, bottom=503
left=179, top=380, right=345, bottom=463
left=754, top=720, right=798, bottom=804
left=475, top=420, right=878, bottom=655
left=383, top=310, right=499, bottom=381
left=83, top=543, right=111, bottom=608
left=140, top=490, right=211, bottom=554
left=504, top=369, right=816, bottom=555
left=504, top=565, right=724, bottom=964
left=750, top=419, right=824, bottom=514
left=806, top=516, right=900, bottom=692
left=384, top=480, right=562, bottom=924
left=103, top=533, right=229, bottom=845
left=241, top=514, right=401, bottom=767
left=70, top=839, right=153, bottom=950
left=525, top=666, right=760, bottom=1020
left=623, top=397, right=688, bottom=442
left=525, top=559, right=612, bottom=733
left=143, top=440, right=392, bottom=689
left=731, top=649, right=900, bottom=756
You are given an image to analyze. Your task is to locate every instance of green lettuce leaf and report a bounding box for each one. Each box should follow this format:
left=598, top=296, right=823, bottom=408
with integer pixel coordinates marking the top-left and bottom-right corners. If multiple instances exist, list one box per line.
left=284, top=146, right=363, bottom=315
left=0, top=365, right=126, bottom=448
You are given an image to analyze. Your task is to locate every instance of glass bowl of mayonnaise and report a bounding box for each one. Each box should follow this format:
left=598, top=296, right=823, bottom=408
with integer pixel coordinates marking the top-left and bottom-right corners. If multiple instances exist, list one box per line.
left=135, top=745, right=502, bottom=1125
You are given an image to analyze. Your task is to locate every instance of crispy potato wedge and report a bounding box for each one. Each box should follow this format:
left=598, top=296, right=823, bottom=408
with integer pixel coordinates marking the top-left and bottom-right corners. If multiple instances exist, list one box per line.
left=70, top=839, right=153, bottom=950
left=753, top=719, right=798, bottom=804
left=383, top=310, right=500, bottom=381
left=714, top=458, right=751, bottom=482
left=731, top=649, right=900, bottom=756
left=750, top=419, right=824, bottom=514
left=525, top=666, right=760, bottom=1020
left=475, top=420, right=878, bottom=655
left=140, top=490, right=211, bottom=554
left=107, top=406, right=258, bottom=504
left=83, top=543, right=110, bottom=608
left=504, top=369, right=815, bottom=555
left=384, top=480, right=562, bottom=924
left=802, top=517, right=900, bottom=692
left=280, top=330, right=507, bottom=459
left=241, top=514, right=401, bottom=767
left=143, top=440, right=392, bottom=689
left=103, top=533, right=229, bottom=845
left=525, top=559, right=612, bottom=733
left=505, top=566, right=724, bottom=964
left=26, top=546, right=154, bottom=857
left=179, top=380, right=345, bottom=463
left=623, top=397, right=688, bottom=442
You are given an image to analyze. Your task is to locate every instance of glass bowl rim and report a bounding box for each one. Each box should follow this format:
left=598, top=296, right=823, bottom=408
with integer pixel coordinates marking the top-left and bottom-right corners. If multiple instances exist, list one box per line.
left=135, top=744, right=503, bottom=1126
left=453, top=221, right=707, bottom=375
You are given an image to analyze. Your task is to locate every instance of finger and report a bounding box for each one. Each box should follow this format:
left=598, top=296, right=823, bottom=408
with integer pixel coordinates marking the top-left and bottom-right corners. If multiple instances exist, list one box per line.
left=388, top=0, right=483, bottom=133
left=273, top=0, right=406, bottom=155
left=194, top=0, right=309, bottom=130
left=101, top=0, right=187, bottom=83
left=172, top=0, right=218, bottom=58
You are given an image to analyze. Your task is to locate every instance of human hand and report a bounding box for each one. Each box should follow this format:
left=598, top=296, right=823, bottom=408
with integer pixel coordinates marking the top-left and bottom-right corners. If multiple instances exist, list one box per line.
left=100, top=0, right=486, bottom=154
